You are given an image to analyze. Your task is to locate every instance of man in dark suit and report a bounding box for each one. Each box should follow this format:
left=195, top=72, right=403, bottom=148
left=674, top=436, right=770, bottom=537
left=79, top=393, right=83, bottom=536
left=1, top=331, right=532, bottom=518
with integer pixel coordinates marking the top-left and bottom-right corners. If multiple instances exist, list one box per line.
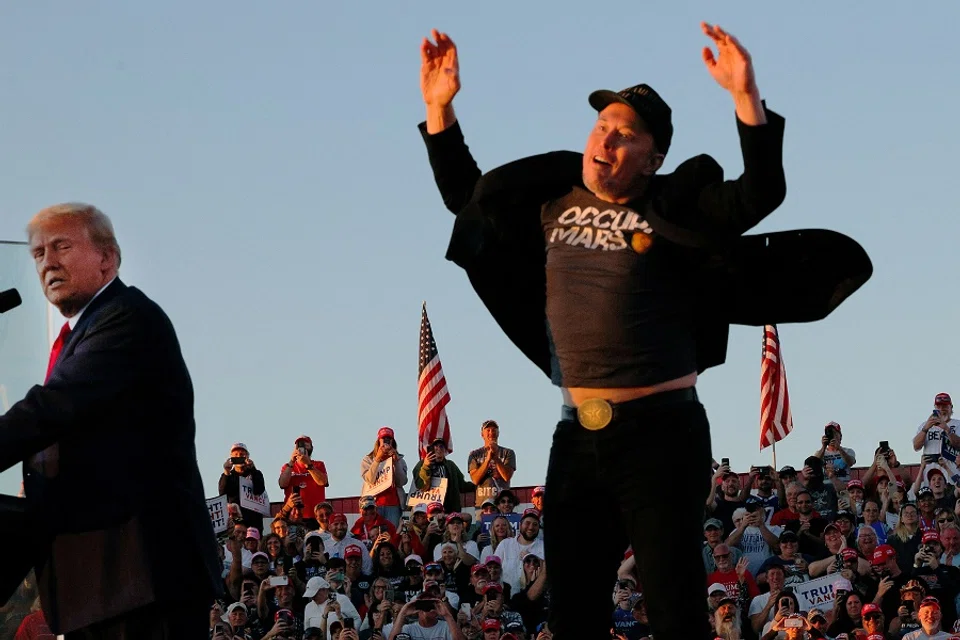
left=417, top=24, right=870, bottom=640
left=0, top=203, right=222, bottom=638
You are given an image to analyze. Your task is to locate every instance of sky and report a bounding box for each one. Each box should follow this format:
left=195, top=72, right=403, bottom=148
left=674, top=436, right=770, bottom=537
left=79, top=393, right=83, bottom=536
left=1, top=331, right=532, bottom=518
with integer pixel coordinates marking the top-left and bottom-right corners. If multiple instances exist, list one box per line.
left=0, top=2, right=957, bottom=502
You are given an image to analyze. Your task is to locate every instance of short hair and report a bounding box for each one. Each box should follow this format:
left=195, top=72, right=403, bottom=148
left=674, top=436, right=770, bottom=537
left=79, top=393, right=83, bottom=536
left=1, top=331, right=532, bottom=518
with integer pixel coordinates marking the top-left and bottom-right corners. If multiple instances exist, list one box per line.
left=27, top=202, right=121, bottom=267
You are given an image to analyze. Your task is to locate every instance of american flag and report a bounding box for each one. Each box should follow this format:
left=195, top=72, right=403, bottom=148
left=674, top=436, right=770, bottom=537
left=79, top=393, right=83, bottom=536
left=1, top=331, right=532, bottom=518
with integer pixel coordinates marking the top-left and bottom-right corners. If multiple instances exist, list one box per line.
left=418, top=303, right=453, bottom=459
left=760, top=324, right=793, bottom=449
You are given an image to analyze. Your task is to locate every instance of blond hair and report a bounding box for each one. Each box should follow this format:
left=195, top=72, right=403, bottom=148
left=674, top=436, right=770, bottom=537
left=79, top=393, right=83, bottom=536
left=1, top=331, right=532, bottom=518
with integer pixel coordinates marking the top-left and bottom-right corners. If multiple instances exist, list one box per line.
left=27, top=202, right=121, bottom=267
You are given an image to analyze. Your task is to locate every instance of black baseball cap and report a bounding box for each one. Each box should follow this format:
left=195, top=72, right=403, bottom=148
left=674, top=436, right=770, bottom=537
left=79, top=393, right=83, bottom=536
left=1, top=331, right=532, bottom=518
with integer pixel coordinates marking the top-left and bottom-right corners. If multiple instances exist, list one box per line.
left=588, top=84, right=673, bottom=154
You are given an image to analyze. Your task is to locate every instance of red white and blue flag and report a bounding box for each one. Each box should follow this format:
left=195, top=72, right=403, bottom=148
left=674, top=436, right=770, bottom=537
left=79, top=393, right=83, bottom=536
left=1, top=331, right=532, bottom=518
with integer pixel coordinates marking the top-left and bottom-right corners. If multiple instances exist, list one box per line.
left=418, top=303, right=453, bottom=459
left=760, top=324, right=793, bottom=449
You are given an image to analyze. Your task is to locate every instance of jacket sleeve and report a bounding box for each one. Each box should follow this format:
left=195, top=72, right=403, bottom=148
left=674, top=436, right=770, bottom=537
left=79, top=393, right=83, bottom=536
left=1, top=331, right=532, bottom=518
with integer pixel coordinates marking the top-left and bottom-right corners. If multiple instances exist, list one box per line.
left=252, top=469, right=266, bottom=495
left=413, top=460, right=429, bottom=490
left=360, top=455, right=378, bottom=484
left=394, top=456, right=409, bottom=487
left=218, top=472, right=230, bottom=496
left=665, top=107, right=786, bottom=239
left=418, top=121, right=483, bottom=215
left=453, top=462, right=476, bottom=493
left=0, top=301, right=154, bottom=473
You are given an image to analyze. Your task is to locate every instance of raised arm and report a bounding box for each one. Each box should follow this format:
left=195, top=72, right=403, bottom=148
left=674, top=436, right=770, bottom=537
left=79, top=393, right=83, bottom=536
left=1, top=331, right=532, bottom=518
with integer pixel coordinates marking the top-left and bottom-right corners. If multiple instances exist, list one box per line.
left=668, top=23, right=786, bottom=237
left=418, top=29, right=482, bottom=214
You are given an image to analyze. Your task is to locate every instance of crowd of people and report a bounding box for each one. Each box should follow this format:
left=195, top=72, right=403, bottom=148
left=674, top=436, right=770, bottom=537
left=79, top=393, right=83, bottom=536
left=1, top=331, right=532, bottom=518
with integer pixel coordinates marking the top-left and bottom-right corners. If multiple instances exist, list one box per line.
left=700, top=393, right=960, bottom=640
left=4, top=395, right=959, bottom=640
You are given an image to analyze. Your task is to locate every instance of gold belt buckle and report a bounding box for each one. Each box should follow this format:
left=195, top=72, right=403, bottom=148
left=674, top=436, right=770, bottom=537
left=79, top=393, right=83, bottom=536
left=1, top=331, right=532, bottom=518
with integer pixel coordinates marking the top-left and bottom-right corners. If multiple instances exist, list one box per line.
left=577, top=398, right=613, bottom=431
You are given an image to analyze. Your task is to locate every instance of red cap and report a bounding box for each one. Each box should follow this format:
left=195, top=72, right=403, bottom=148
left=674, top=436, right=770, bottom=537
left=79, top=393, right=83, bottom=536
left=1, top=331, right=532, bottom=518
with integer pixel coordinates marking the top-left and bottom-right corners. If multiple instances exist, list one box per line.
left=846, top=479, right=864, bottom=490
left=520, top=508, right=541, bottom=521
left=923, top=531, right=942, bottom=544
left=471, top=564, right=490, bottom=575
left=920, top=596, right=941, bottom=610
left=445, top=512, right=464, bottom=524
left=936, top=393, right=952, bottom=405
left=377, top=426, right=395, bottom=440
left=861, top=603, right=881, bottom=616
left=482, top=619, right=501, bottom=631
left=872, top=544, right=896, bottom=565
left=295, top=435, right=313, bottom=447
left=483, top=582, right=503, bottom=595
left=826, top=421, right=842, bottom=433
left=344, top=544, right=363, bottom=559
left=426, top=502, right=444, bottom=515
left=329, top=513, right=347, bottom=525
left=841, top=548, right=859, bottom=562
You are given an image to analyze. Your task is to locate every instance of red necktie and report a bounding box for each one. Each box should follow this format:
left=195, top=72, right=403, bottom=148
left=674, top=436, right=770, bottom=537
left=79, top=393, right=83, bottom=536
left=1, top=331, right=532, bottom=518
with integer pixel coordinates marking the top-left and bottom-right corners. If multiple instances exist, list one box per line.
left=45, top=321, right=71, bottom=383
left=30, top=321, right=71, bottom=477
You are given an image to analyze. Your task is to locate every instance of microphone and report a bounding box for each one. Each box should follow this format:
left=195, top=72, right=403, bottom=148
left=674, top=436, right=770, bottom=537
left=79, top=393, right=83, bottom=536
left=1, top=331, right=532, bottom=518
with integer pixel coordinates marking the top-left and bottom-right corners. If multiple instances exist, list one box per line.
left=0, top=289, right=22, bottom=314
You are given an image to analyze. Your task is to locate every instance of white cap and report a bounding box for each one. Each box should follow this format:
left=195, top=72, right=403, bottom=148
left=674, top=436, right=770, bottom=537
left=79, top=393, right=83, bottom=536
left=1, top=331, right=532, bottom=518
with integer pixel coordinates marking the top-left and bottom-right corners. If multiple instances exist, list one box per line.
left=832, top=577, right=853, bottom=593
left=412, top=503, right=428, bottom=514
left=222, top=601, right=248, bottom=622
left=707, top=583, right=728, bottom=596
left=303, top=576, right=331, bottom=598
left=405, top=554, right=424, bottom=566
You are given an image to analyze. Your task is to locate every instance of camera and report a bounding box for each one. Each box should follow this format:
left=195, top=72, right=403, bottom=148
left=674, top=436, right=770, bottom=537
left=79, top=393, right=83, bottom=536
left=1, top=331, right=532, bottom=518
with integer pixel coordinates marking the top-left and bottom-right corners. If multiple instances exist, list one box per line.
left=902, top=599, right=914, bottom=612
left=292, top=485, right=301, bottom=495
left=779, top=597, right=791, bottom=608
left=617, top=580, right=633, bottom=590
left=230, top=456, right=246, bottom=465
left=825, top=425, right=836, bottom=441
left=414, top=598, right=439, bottom=611
left=879, top=440, right=890, bottom=455
left=721, top=458, right=729, bottom=468
left=307, top=537, right=321, bottom=555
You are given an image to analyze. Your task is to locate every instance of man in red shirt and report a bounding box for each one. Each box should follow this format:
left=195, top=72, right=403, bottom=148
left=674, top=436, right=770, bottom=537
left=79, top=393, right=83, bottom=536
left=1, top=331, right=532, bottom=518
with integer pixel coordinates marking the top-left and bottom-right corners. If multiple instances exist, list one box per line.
left=278, top=435, right=329, bottom=518
left=350, top=496, right=398, bottom=542
left=706, top=544, right=760, bottom=604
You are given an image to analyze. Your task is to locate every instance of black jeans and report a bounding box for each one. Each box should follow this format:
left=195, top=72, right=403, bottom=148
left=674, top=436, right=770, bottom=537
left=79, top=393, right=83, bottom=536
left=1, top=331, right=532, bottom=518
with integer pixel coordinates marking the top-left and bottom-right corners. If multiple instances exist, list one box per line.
left=543, top=393, right=713, bottom=640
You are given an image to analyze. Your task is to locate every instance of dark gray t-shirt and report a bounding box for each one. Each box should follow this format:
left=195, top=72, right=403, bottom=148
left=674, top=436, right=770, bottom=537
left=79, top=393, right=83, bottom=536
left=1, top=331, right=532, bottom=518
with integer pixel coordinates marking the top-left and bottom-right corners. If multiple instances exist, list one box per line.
left=468, top=446, right=517, bottom=505
left=541, top=187, right=697, bottom=388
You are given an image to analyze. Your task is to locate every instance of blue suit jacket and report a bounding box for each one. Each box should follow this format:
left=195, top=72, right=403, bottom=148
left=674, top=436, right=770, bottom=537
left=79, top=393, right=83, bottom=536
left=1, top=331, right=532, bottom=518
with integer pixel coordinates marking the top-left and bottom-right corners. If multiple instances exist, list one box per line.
left=0, top=278, right=222, bottom=633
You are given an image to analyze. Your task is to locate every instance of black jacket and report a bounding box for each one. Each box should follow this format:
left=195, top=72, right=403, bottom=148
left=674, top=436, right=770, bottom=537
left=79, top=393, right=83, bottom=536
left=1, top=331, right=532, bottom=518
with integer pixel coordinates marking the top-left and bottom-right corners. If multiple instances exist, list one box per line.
left=418, top=109, right=872, bottom=378
left=0, top=279, right=222, bottom=632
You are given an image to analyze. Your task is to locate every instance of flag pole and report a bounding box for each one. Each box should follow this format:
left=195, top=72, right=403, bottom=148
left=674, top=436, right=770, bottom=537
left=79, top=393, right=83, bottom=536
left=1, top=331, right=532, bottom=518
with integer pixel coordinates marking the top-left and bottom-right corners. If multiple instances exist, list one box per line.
left=772, top=438, right=778, bottom=471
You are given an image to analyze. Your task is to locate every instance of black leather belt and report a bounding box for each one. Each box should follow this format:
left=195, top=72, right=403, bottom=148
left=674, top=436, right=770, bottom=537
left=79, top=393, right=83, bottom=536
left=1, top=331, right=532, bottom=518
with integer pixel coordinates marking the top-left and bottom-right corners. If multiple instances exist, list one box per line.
left=561, top=387, right=698, bottom=430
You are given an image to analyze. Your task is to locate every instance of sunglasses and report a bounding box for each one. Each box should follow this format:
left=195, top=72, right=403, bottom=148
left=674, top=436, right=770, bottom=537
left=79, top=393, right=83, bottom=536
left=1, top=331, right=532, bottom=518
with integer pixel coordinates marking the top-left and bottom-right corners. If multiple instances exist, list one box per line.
left=939, top=518, right=954, bottom=524
left=863, top=613, right=882, bottom=621
left=714, top=553, right=730, bottom=559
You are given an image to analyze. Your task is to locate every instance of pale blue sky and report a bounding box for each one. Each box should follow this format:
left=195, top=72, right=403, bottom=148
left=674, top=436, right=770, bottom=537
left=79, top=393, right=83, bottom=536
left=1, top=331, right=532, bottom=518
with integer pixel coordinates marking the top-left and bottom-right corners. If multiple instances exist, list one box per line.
left=0, top=3, right=957, bottom=500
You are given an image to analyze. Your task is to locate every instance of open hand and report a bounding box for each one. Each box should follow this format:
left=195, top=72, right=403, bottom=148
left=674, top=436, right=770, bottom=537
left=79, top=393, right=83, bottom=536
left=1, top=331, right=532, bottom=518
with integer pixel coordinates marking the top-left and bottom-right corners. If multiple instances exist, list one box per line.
left=701, top=22, right=757, bottom=97
left=735, top=556, right=749, bottom=579
left=420, top=29, right=460, bottom=107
